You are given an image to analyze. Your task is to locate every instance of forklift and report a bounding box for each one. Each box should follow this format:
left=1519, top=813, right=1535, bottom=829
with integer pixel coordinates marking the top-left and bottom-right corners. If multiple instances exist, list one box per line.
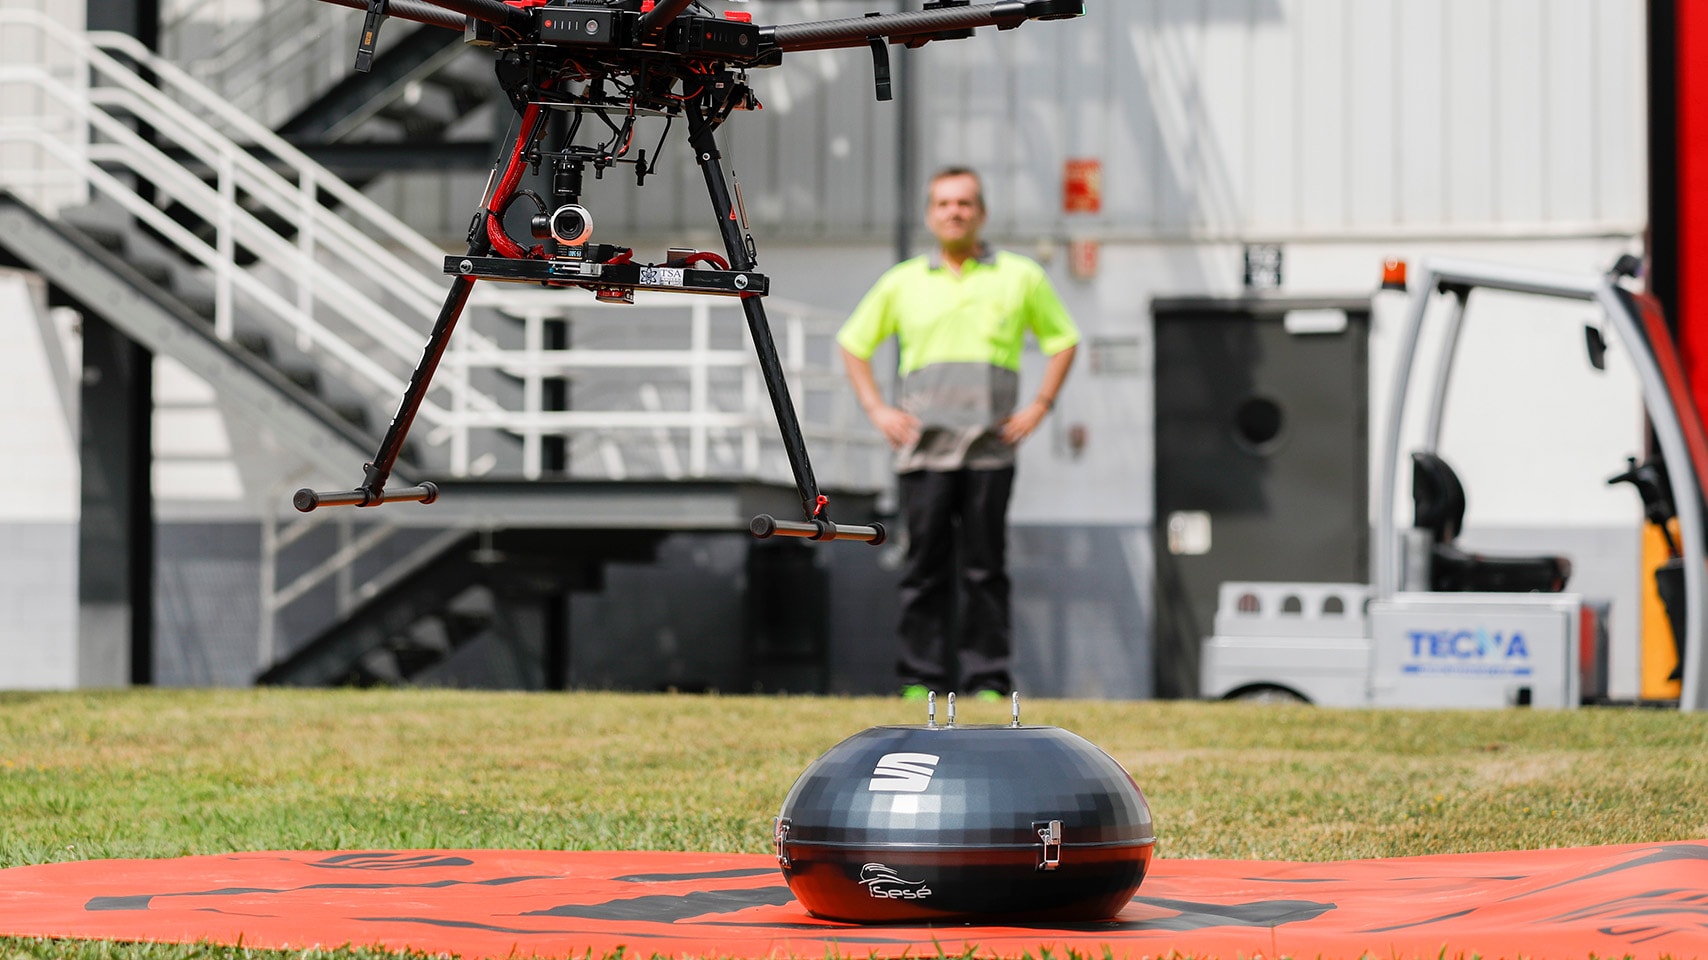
left=1200, top=256, right=1708, bottom=712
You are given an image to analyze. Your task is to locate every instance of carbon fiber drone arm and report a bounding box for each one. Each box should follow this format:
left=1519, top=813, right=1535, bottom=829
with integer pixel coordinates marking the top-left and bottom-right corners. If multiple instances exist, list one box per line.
left=766, top=0, right=1083, bottom=53
left=635, top=0, right=697, bottom=36
left=314, top=0, right=467, bottom=31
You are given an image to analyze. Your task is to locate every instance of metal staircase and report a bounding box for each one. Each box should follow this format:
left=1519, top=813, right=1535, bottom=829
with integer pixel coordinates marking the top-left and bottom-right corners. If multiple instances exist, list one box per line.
left=170, top=0, right=374, bottom=133
left=170, top=0, right=495, bottom=178
left=0, top=9, right=885, bottom=688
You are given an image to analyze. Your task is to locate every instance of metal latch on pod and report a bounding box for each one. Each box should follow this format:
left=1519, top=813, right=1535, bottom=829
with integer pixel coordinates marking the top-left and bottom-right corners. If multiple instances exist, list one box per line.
left=773, top=817, right=791, bottom=868
left=1036, top=819, right=1063, bottom=870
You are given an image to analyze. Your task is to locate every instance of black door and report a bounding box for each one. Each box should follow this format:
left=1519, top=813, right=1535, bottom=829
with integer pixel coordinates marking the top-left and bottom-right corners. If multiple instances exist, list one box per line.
left=1152, top=297, right=1371, bottom=697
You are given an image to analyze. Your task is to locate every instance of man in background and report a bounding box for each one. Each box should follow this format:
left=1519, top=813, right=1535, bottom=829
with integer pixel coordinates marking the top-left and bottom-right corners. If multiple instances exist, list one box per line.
left=837, top=166, right=1079, bottom=700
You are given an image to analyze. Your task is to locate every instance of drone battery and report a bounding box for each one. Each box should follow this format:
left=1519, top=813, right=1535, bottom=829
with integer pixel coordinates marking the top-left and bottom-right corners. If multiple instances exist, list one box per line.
left=537, top=6, right=618, bottom=46
left=669, top=17, right=760, bottom=57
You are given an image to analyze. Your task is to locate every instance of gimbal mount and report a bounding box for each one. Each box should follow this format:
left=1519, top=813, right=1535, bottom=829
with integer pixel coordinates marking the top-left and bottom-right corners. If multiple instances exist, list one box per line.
left=294, top=0, right=1084, bottom=544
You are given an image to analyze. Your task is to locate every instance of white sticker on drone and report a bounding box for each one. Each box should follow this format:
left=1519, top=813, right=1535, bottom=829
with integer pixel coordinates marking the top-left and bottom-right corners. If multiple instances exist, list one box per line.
left=639, top=267, right=684, bottom=287
left=868, top=752, right=940, bottom=792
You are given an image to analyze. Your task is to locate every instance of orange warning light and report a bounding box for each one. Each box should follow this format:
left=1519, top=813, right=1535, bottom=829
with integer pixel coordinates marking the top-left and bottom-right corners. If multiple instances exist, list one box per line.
left=1381, top=257, right=1408, bottom=291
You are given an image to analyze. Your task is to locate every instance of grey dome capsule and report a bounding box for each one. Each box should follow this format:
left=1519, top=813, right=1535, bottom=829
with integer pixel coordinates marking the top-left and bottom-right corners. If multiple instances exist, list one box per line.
left=775, top=721, right=1155, bottom=923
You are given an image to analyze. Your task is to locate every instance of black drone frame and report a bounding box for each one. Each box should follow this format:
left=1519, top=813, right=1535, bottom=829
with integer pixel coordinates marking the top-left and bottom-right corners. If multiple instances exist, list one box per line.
left=294, top=0, right=1084, bottom=544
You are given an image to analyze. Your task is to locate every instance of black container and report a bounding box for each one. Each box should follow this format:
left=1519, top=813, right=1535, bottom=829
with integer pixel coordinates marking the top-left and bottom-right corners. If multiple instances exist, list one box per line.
left=774, top=698, right=1155, bottom=923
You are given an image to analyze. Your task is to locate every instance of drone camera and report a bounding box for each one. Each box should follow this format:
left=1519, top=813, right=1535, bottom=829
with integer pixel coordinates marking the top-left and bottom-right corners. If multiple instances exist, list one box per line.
left=547, top=204, right=595, bottom=245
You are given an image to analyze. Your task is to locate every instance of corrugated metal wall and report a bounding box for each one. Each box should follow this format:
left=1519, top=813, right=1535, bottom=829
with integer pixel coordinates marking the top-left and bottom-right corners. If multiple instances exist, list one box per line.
left=588, top=0, right=1645, bottom=245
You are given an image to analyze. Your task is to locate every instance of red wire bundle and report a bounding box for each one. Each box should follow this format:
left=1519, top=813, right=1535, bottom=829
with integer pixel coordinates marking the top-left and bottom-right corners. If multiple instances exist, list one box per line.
left=485, top=101, right=547, bottom=259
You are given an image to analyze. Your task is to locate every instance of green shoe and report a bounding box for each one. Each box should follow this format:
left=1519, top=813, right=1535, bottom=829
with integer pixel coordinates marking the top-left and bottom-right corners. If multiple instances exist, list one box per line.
left=973, top=689, right=1004, bottom=703
left=900, top=684, right=931, bottom=701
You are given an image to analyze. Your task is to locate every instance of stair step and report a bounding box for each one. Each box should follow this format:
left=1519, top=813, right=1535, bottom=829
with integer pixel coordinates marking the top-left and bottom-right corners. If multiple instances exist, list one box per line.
left=332, top=402, right=369, bottom=430
left=376, top=103, right=452, bottom=140
left=130, top=257, right=173, bottom=287
left=234, top=329, right=272, bottom=358
left=282, top=366, right=321, bottom=394
left=178, top=291, right=217, bottom=321
left=64, top=219, right=124, bottom=253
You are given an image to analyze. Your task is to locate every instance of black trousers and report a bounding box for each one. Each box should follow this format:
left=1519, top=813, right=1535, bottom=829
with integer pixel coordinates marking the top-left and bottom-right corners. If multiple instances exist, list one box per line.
left=895, top=467, right=1015, bottom=693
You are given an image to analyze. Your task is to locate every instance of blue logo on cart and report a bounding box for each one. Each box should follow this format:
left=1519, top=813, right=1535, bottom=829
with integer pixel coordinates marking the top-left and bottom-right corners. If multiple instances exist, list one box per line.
left=1404, top=628, right=1533, bottom=676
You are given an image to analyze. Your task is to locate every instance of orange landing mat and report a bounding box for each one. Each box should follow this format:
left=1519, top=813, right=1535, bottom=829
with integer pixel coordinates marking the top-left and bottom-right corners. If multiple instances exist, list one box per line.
left=1, top=843, right=1705, bottom=959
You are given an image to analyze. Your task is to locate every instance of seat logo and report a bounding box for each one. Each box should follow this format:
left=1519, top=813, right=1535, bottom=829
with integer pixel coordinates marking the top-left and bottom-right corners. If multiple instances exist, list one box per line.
left=868, top=752, right=940, bottom=792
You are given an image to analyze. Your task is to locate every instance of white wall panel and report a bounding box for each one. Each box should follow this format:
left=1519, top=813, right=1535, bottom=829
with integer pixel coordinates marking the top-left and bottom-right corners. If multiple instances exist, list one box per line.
left=1394, top=2, right=1447, bottom=227
left=1346, top=1, right=1397, bottom=228
left=1245, top=0, right=1297, bottom=231
left=1544, top=0, right=1597, bottom=224
left=1297, top=0, right=1349, bottom=231
left=1110, top=3, right=1162, bottom=228
left=440, top=0, right=1648, bottom=247
left=1197, top=0, right=1252, bottom=235
left=819, top=53, right=885, bottom=236
left=1150, top=0, right=1207, bottom=232
left=1066, top=0, right=1115, bottom=183
left=1443, top=0, right=1496, bottom=225
left=1009, top=29, right=1067, bottom=232
left=0, top=273, right=78, bottom=689
left=1494, top=0, right=1546, bottom=225
left=777, top=48, right=835, bottom=228
left=1594, top=0, right=1647, bottom=224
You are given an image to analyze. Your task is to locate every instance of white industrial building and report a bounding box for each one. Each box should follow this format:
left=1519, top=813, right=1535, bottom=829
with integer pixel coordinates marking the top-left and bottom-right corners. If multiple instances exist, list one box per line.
left=1, top=0, right=1670, bottom=703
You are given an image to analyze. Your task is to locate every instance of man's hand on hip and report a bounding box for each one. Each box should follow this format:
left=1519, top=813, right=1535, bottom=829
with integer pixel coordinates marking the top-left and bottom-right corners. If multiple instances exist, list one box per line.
left=870, top=405, right=922, bottom=449
left=999, top=399, right=1051, bottom=445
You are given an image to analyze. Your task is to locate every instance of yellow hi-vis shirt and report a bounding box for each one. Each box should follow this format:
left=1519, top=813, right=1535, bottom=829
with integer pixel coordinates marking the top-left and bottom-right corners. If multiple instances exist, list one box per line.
left=837, top=247, right=1080, bottom=472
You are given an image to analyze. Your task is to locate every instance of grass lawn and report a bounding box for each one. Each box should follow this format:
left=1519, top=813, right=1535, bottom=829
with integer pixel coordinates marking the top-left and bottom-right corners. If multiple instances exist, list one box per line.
left=2, top=688, right=1706, bottom=958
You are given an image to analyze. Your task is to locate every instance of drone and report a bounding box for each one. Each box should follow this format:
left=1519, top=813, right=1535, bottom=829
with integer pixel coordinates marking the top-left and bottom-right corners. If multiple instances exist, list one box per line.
left=293, top=0, right=1085, bottom=544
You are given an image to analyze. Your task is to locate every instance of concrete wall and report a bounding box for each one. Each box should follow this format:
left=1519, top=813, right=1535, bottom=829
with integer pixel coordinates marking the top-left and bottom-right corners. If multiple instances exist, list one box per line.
left=0, top=273, right=80, bottom=688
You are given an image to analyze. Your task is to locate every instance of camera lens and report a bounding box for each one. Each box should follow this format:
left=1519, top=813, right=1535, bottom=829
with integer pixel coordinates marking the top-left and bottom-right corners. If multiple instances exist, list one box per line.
left=549, top=204, right=593, bottom=245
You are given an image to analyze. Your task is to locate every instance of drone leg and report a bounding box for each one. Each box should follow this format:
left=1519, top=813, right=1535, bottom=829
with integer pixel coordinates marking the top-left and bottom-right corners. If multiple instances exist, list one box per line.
left=687, top=118, right=883, bottom=545
left=292, top=274, right=477, bottom=512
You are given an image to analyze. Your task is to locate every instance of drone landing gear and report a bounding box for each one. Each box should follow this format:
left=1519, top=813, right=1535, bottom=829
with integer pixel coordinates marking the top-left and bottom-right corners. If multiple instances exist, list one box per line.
left=291, top=268, right=480, bottom=512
